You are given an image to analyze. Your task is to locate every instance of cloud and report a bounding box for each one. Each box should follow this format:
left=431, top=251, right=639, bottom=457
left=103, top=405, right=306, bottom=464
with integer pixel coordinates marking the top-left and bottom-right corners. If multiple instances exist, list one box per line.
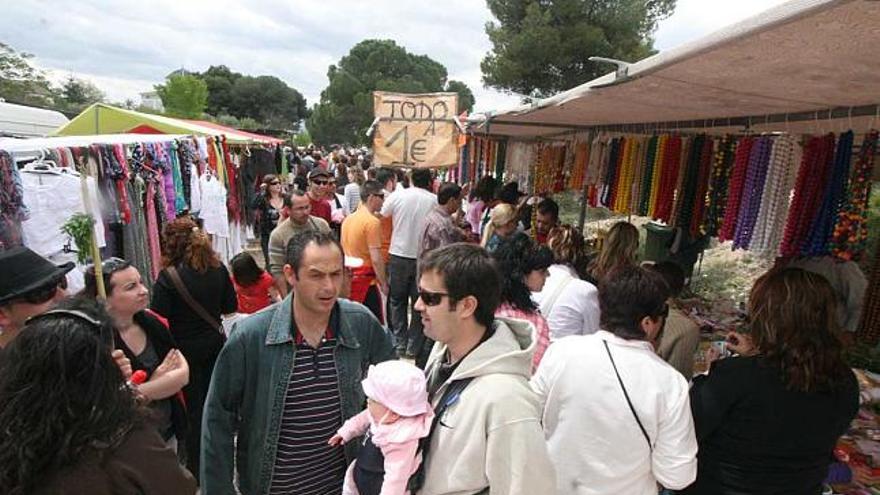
left=0, top=0, right=785, bottom=115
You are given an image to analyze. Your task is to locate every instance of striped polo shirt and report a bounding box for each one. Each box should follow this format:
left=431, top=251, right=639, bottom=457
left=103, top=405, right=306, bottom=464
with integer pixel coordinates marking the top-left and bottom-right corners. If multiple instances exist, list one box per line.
left=268, top=327, right=346, bottom=495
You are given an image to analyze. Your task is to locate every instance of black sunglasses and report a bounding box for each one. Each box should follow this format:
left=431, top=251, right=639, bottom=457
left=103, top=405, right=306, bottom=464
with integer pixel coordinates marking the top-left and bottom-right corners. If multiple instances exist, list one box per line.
left=270, top=181, right=281, bottom=186
left=311, top=179, right=331, bottom=186
left=418, top=289, right=449, bottom=307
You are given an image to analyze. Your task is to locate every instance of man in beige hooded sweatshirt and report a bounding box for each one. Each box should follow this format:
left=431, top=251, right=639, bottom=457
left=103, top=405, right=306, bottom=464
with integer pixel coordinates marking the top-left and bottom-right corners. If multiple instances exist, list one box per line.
left=412, top=243, right=556, bottom=495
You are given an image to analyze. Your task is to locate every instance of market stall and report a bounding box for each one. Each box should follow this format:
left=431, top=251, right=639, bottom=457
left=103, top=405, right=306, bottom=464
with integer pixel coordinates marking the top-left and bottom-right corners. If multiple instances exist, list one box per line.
left=454, top=2, right=880, bottom=491
left=0, top=127, right=287, bottom=292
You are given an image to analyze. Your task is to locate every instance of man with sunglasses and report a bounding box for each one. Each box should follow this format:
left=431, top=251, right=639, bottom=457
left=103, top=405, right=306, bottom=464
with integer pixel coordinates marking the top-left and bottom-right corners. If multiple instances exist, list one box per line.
left=0, top=246, right=73, bottom=349
left=412, top=243, right=556, bottom=495
left=307, top=168, right=333, bottom=224
left=531, top=265, right=697, bottom=495
left=202, top=230, right=395, bottom=495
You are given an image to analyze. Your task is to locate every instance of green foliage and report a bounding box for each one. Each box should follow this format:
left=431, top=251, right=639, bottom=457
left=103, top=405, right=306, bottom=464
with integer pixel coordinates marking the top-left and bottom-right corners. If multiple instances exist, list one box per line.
left=155, top=74, right=208, bottom=118
left=60, top=213, right=95, bottom=265
left=201, top=65, right=240, bottom=116
left=862, top=183, right=880, bottom=274
left=307, top=39, right=474, bottom=145
left=293, top=129, right=312, bottom=147
left=481, top=0, right=676, bottom=98
left=197, top=65, right=307, bottom=131
left=445, top=80, right=475, bottom=113
left=0, top=42, right=56, bottom=107
left=55, top=76, right=104, bottom=114
left=229, top=75, right=307, bottom=130
left=214, top=113, right=260, bottom=130
left=845, top=344, right=880, bottom=373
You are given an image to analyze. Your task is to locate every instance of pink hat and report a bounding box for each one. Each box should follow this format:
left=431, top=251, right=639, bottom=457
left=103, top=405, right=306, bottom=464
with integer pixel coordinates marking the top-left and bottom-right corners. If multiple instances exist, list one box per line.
left=361, top=361, right=431, bottom=417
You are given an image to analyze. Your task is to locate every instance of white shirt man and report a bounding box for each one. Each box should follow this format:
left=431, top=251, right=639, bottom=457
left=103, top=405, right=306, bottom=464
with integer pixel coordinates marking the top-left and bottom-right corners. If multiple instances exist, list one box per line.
left=531, top=265, right=697, bottom=495
left=381, top=180, right=437, bottom=259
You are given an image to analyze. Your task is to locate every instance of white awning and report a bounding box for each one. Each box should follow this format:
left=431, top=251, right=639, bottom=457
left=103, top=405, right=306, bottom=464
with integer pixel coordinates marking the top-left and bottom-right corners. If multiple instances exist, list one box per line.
left=471, top=0, right=880, bottom=137
left=0, top=102, right=70, bottom=138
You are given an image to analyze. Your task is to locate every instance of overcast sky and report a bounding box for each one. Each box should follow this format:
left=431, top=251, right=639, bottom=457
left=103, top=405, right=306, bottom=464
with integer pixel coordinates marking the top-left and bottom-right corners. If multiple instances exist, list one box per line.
left=0, top=0, right=789, bottom=113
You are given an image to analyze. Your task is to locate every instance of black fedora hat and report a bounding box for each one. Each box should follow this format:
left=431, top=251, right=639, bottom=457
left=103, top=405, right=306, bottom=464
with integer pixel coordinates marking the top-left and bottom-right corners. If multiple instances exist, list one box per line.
left=0, top=247, right=75, bottom=305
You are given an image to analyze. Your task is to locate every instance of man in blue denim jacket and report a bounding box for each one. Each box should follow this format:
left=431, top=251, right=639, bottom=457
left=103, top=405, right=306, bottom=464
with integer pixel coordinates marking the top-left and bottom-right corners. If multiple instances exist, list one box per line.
left=201, top=230, right=396, bottom=495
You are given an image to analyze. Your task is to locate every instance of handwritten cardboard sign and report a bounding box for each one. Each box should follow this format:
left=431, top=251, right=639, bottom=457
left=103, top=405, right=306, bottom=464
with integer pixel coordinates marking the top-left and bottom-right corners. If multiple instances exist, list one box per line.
left=372, top=91, right=459, bottom=168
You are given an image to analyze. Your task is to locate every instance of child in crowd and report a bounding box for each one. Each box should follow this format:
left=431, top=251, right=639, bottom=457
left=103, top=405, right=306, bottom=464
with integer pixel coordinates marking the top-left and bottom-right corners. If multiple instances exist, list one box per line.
left=329, top=360, right=434, bottom=495
left=230, top=252, right=278, bottom=314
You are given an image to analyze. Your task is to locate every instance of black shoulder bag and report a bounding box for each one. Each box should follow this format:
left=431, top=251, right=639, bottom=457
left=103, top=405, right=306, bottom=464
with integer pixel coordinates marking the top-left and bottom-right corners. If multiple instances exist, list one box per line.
left=406, top=377, right=475, bottom=492
left=604, top=340, right=652, bottom=451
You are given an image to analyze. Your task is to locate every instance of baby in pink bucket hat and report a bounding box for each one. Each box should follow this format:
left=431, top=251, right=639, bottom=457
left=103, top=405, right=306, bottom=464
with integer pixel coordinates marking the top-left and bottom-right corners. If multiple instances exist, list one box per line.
left=329, top=360, right=435, bottom=495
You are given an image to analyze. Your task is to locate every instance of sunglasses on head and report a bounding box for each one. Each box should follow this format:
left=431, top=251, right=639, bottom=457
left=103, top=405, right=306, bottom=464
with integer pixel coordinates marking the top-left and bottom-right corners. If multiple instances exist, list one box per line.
left=418, top=289, right=449, bottom=307
left=87, top=257, right=129, bottom=276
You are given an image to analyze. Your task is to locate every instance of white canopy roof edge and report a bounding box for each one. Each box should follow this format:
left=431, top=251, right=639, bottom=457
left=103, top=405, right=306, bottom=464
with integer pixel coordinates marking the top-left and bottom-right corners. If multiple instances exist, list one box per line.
left=471, top=0, right=880, bottom=137
left=0, top=133, right=190, bottom=153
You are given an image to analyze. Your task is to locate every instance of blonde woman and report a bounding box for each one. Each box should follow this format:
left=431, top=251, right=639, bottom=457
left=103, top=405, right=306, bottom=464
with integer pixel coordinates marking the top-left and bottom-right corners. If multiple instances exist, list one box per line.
left=533, top=225, right=601, bottom=340
left=480, top=203, right=519, bottom=253
left=586, top=221, right=639, bottom=284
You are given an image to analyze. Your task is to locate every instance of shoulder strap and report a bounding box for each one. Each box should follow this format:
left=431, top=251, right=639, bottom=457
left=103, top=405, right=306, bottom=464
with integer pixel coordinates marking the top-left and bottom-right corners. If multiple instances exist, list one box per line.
left=541, top=272, right=574, bottom=317
left=407, top=377, right=475, bottom=492
left=603, top=340, right=652, bottom=451
left=166, top=266, right=222, bottom=332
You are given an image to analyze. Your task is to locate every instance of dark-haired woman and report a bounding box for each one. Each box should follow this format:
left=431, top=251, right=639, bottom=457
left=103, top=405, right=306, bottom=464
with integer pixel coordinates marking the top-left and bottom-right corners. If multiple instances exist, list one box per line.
left=230, top=251, right=278, bottom=314
left=0, top=298, right=196, bottom=495
left=151, top=216, right=237, bottom=481
left=492, top=232, right=554, bottom=371
left=683, top=268, right=859, bottom=495
left=252, top=174, right=284, bottom=268
left=81, top=258, right=189, bottom=449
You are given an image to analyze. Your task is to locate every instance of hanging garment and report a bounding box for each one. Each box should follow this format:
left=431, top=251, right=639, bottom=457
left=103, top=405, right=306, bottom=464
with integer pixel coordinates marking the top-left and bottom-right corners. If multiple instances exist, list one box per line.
left=124, top=178, right=154, bottom=290
left=177, top=139, right=196, bottom=207
left=20, top=172, right=106, bottom=257
left=189, top=163, right=202, bottom=214
left=199, top=173, right=230, bottom=238
left=145, top=179, right=163, bottom=281
left=167, top=141, right=187, bottom=214
left=0, top=150, right=28, bottom=249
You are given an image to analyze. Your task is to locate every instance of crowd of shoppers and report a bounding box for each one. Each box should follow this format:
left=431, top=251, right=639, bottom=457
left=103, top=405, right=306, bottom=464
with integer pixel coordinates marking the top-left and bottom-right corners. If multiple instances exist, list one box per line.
left=0, top=154, right=865, bottom=495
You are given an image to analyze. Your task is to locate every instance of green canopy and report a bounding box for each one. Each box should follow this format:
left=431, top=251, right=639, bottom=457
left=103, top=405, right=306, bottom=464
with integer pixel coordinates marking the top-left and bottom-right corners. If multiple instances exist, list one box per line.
left=55, top=103, right=282, bottom=145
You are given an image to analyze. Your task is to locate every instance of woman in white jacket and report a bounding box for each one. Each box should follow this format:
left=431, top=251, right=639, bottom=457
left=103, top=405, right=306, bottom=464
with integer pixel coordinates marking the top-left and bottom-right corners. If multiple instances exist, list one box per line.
left=532, top=225, right=601, bottom=340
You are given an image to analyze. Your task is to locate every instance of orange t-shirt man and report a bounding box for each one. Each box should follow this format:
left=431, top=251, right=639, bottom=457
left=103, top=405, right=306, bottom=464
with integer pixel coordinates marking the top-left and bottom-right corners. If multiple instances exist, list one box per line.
left=341, top=204, right=384, bottom=303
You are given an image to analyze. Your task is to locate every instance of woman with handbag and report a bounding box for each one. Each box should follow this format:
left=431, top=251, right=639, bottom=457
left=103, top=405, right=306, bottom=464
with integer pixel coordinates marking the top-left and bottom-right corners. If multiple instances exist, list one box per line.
left=151, top=216, right=237, bottom=482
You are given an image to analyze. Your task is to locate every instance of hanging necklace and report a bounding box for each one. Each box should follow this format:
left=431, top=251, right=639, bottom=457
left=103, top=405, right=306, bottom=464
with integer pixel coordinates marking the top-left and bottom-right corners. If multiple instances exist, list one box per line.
left=832, top=130, right=878, bottom=260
